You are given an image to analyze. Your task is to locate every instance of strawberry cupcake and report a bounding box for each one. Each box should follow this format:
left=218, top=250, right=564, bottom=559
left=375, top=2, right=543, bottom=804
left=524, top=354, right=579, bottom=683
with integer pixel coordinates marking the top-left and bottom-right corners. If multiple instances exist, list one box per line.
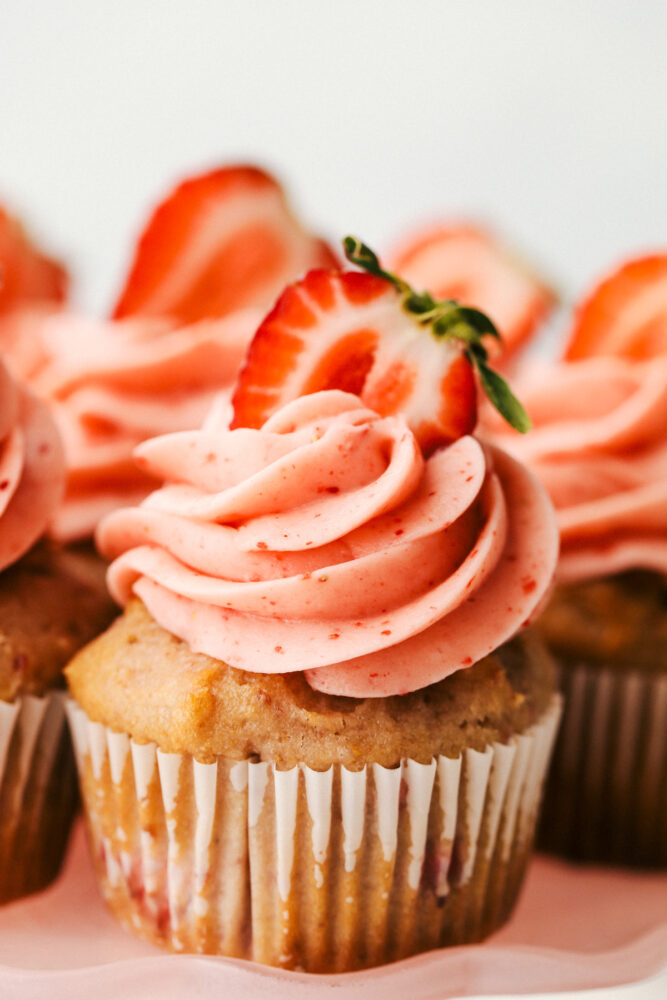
left=486, top=252, right=667, bottom=866
left=66, top=242, right=561, bottom=970
left=0, top=360, right=115, bottom=903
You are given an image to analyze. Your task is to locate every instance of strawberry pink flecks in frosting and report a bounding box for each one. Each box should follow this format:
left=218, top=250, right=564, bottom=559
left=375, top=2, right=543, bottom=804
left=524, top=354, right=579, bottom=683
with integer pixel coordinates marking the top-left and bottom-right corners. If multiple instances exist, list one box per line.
left=483, top=357, right=667, bottom=583
left=99, top=390, right=558, bottom=697
left=0, top=359, right=64, bottom=571
left=7, top=308, right=261, bottom=543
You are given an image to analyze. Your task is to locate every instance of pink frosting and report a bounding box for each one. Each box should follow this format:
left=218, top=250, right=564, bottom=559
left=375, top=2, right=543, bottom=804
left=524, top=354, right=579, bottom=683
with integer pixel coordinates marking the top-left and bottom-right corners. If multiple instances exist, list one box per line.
left=484, top=357, right=667, bottom=583
left=99, top=390, right=558, bottom=697
left=0, top=359, right=64, bottom=571
left=6, top=309, right=261, bottom=542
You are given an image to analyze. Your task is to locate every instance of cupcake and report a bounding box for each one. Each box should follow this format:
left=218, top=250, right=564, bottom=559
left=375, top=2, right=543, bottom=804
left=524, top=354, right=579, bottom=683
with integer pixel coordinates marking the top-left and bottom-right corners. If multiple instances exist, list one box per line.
left=66, top=242, right=560, bottom=970
left=0, top=359, right=115, bottom=903
left=485, top=252, right=667, bottom=866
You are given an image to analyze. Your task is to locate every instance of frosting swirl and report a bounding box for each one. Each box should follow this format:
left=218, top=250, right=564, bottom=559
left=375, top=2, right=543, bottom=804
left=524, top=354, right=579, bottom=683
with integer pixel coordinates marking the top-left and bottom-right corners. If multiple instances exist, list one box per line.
left=99, top=390, right=558, bottom=697
left=484, top=357, right=667, bottom=583
left=6, top=309, right=260, bottom=542
left=0, top=359, right=64, bottom=571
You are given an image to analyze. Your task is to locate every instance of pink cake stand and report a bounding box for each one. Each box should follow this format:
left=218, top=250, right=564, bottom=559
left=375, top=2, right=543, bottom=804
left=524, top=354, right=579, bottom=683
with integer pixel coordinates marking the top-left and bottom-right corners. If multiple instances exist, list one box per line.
left=0, top=821, right=665, bottom=1000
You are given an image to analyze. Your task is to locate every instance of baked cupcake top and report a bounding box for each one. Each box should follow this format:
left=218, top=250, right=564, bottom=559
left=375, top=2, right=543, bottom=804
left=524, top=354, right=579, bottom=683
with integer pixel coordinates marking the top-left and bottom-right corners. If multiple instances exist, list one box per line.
left=66, top=598, right=555, bottom=765
left=0, top=359, right=64, bottom=571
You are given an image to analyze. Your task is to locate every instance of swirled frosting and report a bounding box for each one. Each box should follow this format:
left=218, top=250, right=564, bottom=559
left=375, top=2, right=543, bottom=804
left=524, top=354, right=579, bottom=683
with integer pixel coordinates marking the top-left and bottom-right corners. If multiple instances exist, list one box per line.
left=0, top=359, right=64, bottom=571
left=7, top=308, right=261, bottom=542
left=484, top=357, right=667, bottom=583
left=99, top=390, right=558, bottom=697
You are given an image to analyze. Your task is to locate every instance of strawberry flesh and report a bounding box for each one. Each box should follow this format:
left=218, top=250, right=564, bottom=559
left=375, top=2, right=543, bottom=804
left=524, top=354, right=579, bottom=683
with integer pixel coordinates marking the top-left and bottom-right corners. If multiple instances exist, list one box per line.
left=112, top=165, right=337, bottom=323
left=389, top=224, right=554, bottom=361
left=0, top=206, right=67, bottom=315
left=565, top=253, right=667, bottom=361
left=231, top=268, right=477, bottom=452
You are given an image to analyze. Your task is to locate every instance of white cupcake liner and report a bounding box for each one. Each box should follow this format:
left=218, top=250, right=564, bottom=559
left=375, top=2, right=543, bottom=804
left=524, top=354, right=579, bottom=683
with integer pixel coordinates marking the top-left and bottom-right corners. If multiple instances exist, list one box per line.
left=67, top=695, right=561, bottom=972
left=0, top=691, right=77, bottom=903
left=540, top=662, right=667, bottom=867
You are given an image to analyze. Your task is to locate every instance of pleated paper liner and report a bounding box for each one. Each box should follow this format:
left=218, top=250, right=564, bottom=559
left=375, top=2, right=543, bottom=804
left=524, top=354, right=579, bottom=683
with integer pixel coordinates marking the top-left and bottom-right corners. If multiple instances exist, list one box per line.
left=540, top=661, right=667, bottom=867
left=0, top=692, right=78, bottom=904
left=67, top=695, right=561, bottom=973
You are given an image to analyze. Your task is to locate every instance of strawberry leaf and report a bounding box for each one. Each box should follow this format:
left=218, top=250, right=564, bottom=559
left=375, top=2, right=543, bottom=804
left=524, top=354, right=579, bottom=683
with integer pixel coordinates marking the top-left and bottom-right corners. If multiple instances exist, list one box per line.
left=343, top=236, right=407, bottom=293
left=344, top=235, right=531, bottom=434
left=433, top=305, right=501, bottom=339
left=468, top=353, right=532, bottom=433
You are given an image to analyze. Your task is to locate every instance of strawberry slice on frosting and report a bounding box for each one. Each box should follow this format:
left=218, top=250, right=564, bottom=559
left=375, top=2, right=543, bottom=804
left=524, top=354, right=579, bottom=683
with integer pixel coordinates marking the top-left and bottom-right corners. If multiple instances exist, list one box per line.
left=112, top=165, right=336, bottom=324
left=232, top=238, right=531, bottom=454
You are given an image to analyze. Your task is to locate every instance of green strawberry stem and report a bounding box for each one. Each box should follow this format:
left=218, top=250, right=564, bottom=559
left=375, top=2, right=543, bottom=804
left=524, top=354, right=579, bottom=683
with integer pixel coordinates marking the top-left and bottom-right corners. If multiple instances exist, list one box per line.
left=343, top=235, right=531, bottom=433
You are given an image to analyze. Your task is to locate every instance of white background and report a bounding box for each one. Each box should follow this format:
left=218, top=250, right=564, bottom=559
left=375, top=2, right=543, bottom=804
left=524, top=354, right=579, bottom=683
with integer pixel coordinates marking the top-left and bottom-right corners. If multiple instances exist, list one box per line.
left=1, top=1, right=666, bottom=316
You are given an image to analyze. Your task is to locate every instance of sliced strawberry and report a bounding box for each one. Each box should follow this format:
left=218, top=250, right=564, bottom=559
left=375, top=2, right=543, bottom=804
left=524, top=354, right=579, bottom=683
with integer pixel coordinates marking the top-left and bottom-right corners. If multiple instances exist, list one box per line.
left=112, top=165, right=337, bottom=324
left=564, top=253, right=667, bottom=361
left=231, top=267, right=477, bottom=452
left=0, top=206, right=68, bottom=315
left=388, top=224, right=554, bottom=360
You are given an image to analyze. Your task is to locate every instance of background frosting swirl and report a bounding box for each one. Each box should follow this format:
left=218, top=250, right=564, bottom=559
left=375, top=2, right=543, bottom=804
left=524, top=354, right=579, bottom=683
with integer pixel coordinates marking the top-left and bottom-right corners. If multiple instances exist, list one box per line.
left=485, top=357, right=667, bottom=583
left=99, top=389, right=557, bottom=697
left=4, top=308, right=260, bottom=542
left=0, top=359, right=64, bottom=571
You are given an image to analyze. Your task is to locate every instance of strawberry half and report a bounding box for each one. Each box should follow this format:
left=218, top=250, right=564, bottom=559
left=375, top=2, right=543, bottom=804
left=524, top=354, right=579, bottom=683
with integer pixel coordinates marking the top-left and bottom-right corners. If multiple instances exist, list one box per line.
left=0, top=206, right=68, bottom=315
left=565, top=253, right=667, bottom=361
left=389, top=224, right=555, bottom=361
left=112, top=165, right=337, bottom=324
left=232, top=238, right=530, bottom=451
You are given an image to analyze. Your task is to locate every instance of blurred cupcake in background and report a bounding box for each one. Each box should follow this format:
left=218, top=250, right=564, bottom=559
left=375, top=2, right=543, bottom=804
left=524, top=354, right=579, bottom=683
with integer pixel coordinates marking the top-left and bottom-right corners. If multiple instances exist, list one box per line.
left=66, top=241, right=561, bottom=971
left=0, top=359, right=115, bottom=903
left=25, top=309, right=262, bottom=543
left=2, top=165, right=336, bottom=545
left=0, top=200, right=69, bottom=381
left=486, top=251, right=667, bottom=867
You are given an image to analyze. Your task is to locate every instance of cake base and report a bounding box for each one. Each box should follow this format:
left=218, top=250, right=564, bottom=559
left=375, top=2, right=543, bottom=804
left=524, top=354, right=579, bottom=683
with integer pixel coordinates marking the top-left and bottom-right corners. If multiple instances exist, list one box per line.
left=67, top=697, right=561, bottom=972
